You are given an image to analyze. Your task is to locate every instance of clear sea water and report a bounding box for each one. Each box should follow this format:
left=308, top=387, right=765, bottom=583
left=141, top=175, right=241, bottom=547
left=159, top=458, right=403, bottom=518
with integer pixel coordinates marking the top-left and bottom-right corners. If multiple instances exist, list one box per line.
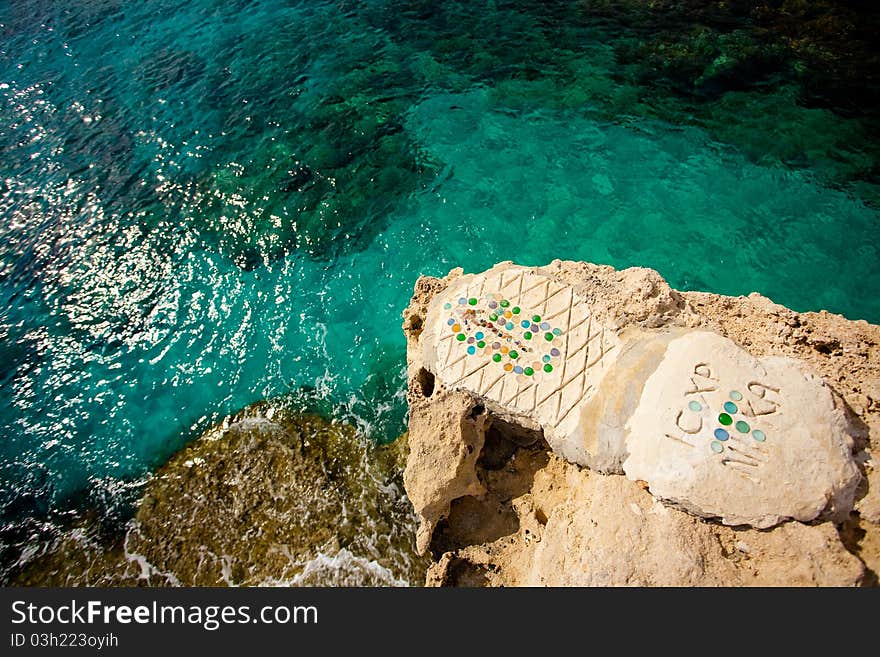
left=1, top=0, right=879, bottom=574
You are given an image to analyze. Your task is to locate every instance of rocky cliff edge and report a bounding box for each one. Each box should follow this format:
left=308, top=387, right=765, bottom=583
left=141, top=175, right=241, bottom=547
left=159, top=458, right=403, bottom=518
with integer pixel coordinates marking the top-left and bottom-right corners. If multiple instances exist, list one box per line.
left=401, top=261, right=880, bottom=586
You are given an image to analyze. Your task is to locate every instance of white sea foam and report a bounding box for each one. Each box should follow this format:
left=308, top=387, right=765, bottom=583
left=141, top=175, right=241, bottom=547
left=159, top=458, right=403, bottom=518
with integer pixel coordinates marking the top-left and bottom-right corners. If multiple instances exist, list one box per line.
left=122, top=524, right=182, bottom=586
left=259, top=548, right=410, bottom=588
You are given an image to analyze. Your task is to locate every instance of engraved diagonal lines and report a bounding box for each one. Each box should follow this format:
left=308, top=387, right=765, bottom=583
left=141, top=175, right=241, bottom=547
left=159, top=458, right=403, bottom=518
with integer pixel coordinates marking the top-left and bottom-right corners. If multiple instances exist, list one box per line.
left=436, top=269, right=612, bottom=426
left=537, top=284, right=569, bottom=316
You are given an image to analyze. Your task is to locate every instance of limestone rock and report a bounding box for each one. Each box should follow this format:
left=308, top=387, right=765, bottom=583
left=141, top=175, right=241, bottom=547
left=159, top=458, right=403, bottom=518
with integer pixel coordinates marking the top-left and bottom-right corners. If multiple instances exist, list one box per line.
left=403, top=260, right=879, bottom=586
left=572, top=328, right=684, bottom=472
left=422, top=450, right=864, bottom=587
left=419, top=263, right=622, bottom=467
left=403, top=390, right=489, bottom=554
left=858, top=464, right=880, bottom=525
left=622, top=331, right=861, bottom=528
left=525, top=471, right=864, bottom=587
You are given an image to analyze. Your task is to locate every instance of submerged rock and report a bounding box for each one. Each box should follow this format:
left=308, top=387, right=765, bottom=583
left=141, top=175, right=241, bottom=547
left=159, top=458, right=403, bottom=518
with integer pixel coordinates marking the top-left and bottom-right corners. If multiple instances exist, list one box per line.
left=402, top=260, right=880, bottom=586
left=126, top=403, right=426, bottom=586
left=12, top=401, right=428, bottom=586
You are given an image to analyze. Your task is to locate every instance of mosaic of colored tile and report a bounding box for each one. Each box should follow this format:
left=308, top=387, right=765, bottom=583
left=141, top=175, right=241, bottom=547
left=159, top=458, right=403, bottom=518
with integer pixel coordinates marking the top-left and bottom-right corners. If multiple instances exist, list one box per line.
left=685, top=390, right=769, bottom=454
left=447, top=293, right=565, bottom=379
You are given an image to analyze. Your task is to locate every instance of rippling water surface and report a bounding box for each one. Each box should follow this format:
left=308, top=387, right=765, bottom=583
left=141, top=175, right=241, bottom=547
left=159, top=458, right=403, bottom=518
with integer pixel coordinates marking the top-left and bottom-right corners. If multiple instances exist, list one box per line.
left=2, top=0, right=879, bottom=576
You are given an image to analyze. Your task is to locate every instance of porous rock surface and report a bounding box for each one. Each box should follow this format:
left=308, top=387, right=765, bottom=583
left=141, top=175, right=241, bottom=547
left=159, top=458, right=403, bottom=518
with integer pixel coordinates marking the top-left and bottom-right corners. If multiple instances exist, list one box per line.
left=402, top=260, right=880, bottom=586
left=11, top=401, right=429, bottom=587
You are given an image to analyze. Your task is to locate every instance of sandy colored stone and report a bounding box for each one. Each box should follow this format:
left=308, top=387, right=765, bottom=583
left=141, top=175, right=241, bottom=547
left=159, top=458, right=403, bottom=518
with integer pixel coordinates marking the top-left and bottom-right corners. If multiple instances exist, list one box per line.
left=420, top=263, right=621, bottom=467
left=403, top=260, right=880, bottom=586
left=403, top=389, right=489, bottom=554
left=526, top=470, right=863, bottom=586
left=422, top=448, right=863, bottom=587
left=572, top=328, right=684, bottom=472
left=526, top=474, right=736, bottom=586
left=623, top=330, right=861, bottom=528
left=856, top=460, right=880, bottom=525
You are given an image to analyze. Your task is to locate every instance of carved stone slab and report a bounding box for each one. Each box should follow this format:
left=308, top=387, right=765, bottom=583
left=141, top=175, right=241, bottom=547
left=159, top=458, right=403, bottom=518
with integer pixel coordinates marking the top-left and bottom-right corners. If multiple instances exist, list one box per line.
left=422, top=265, right=621, bottom=464
left=622, top=331, right=861, bottom=528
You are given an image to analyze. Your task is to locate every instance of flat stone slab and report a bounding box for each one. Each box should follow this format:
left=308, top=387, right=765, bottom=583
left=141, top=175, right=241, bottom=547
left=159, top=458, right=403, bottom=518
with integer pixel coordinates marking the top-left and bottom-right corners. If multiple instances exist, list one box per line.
left=421, top=265, right=621, bottom=464
left=622, top=331, right=861, bottom=528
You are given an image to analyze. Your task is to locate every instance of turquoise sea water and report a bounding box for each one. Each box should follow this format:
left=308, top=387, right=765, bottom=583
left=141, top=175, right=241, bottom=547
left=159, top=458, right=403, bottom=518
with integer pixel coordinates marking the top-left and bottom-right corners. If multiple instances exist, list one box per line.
left=1, top=0, right=879, bottom=573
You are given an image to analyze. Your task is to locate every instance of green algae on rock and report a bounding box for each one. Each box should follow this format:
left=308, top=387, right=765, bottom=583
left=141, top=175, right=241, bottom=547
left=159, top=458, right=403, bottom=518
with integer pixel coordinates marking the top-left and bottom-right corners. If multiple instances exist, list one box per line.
left=11, top=401, right=427, bottom=586
left=126, top=402, right=427, bottom=586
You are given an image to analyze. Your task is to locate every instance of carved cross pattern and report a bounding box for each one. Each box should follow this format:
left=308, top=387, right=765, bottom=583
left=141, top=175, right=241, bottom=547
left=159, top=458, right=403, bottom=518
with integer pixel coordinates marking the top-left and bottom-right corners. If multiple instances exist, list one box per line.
left=434, top=268, right=616, bottom=428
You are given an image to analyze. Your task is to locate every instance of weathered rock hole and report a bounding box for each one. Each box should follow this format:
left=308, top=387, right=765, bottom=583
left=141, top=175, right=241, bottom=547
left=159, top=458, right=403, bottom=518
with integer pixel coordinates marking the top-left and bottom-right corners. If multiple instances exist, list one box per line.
left=478, top=425, right=517, bottom=471
left=416, top=368, right=435, bottom=398
left=407, top=314, right=423, bottom=334
left=478, top=415, right=543, bottom=471
left=429, top=414, right=550, bottom=561
left=467, top=403, right=485, bottom=420
left=432, top=495, right=519, bottom=555
left=535, top=508, right=548, bottom=526
left=443, top=557, right=491, bottom=587
left=813, top=339, right=840, bottom=355
left=486, top=415, right=542, bottom=447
